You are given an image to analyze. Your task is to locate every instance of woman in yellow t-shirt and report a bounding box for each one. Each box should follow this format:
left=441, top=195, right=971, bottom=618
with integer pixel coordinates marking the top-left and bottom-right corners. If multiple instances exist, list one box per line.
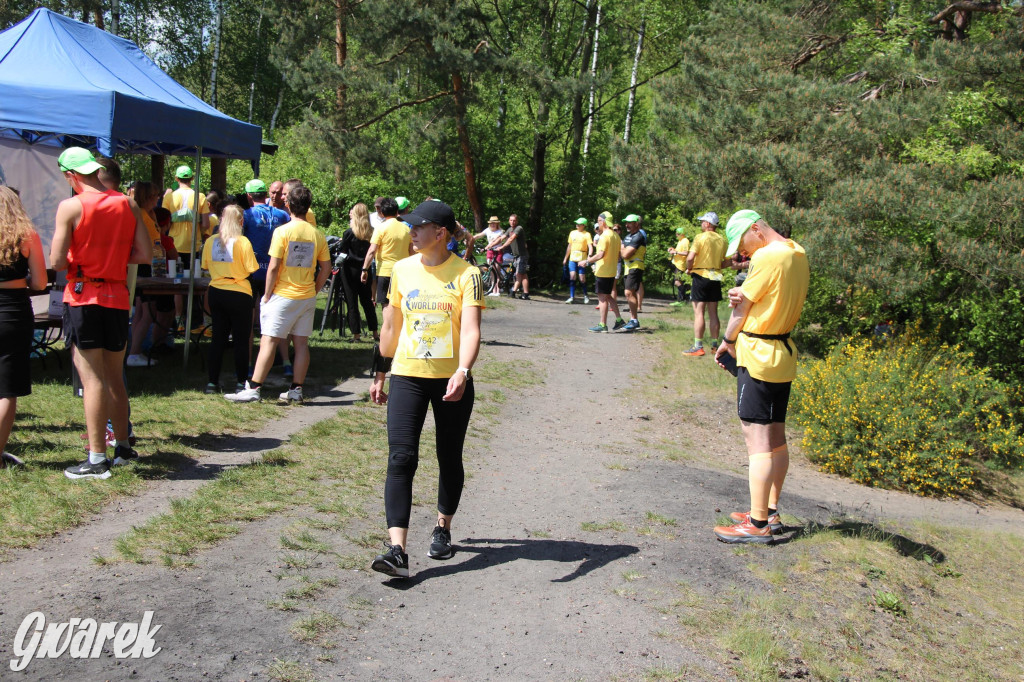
left=667, top=226, right=691, bottom=306
left=200, top=205, right=258, bottom=394
left=368, top=200, right=483, bottom=578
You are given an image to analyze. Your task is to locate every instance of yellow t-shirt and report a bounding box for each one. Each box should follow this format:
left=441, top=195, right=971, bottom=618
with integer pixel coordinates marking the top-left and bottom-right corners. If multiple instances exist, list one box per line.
left=672, top=237, right=690, bottom=270
left=268, top=219, right=330, bottom=300
left=204, top=214, right=219, bottom=240
left=690, top=230, right=726, bottom=278
left=141, top=210, right=160, bottom=244
left=162, top=188, right=210, bottom=254
left=389, top=253, right=484, bottom=379
left=371, top=217, right=412, bottom=278
left=737, top=239, right=810, bottom=383
left=567, top=229, right=593, bottom=263
left=594, top=229, right=621, bottom=278
left=201, top=235, right=259, bottom=296
left=305, top=209, right=317, bottom=227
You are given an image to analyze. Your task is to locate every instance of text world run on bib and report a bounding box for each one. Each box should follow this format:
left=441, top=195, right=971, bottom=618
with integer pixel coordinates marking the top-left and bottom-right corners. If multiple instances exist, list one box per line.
left=10, top=611, right=162, bottom=672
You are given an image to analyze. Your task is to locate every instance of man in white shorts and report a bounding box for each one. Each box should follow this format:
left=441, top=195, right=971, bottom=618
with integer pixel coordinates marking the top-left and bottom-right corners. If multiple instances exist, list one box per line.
left=225, top=185, right=330, bottom=404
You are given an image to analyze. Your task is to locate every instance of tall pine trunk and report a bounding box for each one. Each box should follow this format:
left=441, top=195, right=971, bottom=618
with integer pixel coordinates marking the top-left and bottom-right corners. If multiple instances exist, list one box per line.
left=334, top=0, right=348, bottom=182
left=110, top=0, right=119, bottom=35
left=528, top=1, right=554, bottom=235
left=209, top=0, right=223, bottom=108
left=452, top=72, right=484, bottom=231
left=248, top=0, right=266, bottom=123
left=564, top=0, right=597, bottom=198
left=623, top=18, right=645, bottom=144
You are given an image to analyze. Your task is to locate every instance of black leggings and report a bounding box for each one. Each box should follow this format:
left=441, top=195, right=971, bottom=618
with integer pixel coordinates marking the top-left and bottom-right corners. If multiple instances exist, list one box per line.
left=207, top=287, right=253, bottom=385
left=341, top=265, right=377, bottom=336
left=385, top=375, right=475, bottom=528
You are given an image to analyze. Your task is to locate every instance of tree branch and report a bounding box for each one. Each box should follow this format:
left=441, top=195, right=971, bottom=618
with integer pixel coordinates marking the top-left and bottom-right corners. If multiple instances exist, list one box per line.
left=929, top=1, right=1003, bottom=24
left=344, top=90, right=452, bottom=132
left=374, top=40, right=418, bottom=66
left=789, top=33, right=848, bottom=72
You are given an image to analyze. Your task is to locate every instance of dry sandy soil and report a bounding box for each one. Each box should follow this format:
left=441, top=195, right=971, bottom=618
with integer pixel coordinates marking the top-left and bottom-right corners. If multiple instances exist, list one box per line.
left=0, top=294, right=1020, bottom=681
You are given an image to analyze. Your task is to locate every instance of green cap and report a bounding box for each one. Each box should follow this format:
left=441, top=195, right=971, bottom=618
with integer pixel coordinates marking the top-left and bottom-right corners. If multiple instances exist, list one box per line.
left=676, top=227, right=686, bottom=234
left=574, top=217, right=588, bottom=226
left=245, top=179, right=267, bottom=193
left=175, top=165, right=194, bottom=179
left=57, top=147, right=103, bottom=175
left=396, top=196, right=410, bottom=210
left=624, top=214, right=640, bottom=223
left=725, top=209, right=762, bottom=257
left=599, top=211, right=613, bottom=223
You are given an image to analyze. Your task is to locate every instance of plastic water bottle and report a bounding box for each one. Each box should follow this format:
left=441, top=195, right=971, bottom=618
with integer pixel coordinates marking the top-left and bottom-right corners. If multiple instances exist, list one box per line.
left=152, top=239, right=167, bottom=277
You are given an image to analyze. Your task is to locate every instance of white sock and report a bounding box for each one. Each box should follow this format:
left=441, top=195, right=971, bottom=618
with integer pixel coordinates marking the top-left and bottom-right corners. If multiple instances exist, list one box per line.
left=88, top=451, right=107, bottom=465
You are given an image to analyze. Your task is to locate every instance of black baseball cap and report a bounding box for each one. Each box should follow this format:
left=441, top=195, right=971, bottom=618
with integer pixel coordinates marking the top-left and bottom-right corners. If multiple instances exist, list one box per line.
left=401, top=200, right=457, bottom=233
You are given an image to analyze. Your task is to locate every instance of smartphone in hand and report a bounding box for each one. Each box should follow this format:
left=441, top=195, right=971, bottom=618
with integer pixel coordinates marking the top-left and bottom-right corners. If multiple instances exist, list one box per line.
left=717, top=350, right=738, bottom=377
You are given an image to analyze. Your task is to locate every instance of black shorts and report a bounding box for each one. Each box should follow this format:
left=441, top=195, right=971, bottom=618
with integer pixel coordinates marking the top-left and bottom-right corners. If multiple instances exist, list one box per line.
left=376, top=275, right=391, bottom=306
left=624, top=269, right=643, bottom=292
left=690, top=273, right=722, bottom=302
left=251, top=278, right=266, bottom=300
left=736, top=366, right=792, bottom=424
left=595, top=276, right=615, bottom=295
left=64, top=304, right=130, bottom=352
left=0, top=289, right=32, bottom=398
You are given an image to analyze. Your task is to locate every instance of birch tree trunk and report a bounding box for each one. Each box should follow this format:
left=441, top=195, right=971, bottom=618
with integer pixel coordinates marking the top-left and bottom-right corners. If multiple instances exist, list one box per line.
left=209, top=0, right=223, bottom=108
left=110, top=0, right=119, bottom=35
left=248, top=0, right=266, bottom=123
left=582, top=4, right=601, bottom=158
left=623, top=18, right=645, bottom=144
left=269, top=74, right=285, bottom=140
left=334, top=0, right=348, bottom=182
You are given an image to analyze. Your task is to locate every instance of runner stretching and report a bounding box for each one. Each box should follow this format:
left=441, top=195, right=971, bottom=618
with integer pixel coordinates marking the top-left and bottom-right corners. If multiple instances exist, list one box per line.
left=563, top=218, right=593, bottom=304
left=713, top=210, right=809, bottom=543
left=369, top=200, right=483, bottom=578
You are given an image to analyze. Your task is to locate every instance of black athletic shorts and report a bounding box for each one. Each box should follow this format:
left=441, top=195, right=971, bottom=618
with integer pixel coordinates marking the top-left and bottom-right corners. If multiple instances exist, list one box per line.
left=690, top=273, right=722, bottom=302
left=251, top=278, right=266, bottom=300
left=595, top=276, right=615, bottom=295
left=736, top=366, right=792, bottom=424
left=624, top=269, right=643, bottom=292
left=376, top=275, right=391, bottom=306
left=64, top=303, right=130, bottom=352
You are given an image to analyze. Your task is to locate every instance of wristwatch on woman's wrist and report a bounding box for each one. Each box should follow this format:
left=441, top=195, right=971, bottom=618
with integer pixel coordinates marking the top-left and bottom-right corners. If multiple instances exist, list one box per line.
left=456, top=367, right=471, bottom=378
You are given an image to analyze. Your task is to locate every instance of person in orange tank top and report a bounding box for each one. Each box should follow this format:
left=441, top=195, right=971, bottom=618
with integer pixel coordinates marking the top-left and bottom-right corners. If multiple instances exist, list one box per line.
left=49, top=148, right=152, bottom=480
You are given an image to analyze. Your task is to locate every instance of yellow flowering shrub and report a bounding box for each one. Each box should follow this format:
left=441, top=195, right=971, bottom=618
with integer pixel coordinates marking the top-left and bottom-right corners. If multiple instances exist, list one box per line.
left=793, top=337, right=1024, bottom=496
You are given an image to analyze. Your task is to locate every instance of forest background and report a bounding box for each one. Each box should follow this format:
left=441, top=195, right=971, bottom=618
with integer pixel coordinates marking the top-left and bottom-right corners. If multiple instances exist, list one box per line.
left=2, top=0, right=1023, bottom=383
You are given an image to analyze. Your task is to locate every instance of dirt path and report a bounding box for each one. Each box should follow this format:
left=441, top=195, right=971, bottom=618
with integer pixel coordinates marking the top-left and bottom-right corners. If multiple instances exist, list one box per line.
left=1, top=295, right=1021, bottom=681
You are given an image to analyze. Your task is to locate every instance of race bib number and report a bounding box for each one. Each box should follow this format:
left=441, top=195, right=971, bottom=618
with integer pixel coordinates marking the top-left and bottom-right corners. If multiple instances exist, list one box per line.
left=286, top=241, right=315, bottom=268
left=404, top=312, right=454, bottom=359
left=211, top=238, right=234, bottom=263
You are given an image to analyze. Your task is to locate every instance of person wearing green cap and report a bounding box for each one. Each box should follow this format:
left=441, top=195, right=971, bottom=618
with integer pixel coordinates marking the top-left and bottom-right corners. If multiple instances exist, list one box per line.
left=683, top=211, right=727, bottom=356
left=712, top=210, right=809, bottom=544
left=667, top=227, right=691, bottom=306
left=51, top=147, right=153, bottom=479
left=618, top=214, right=646, bottom=331
left=563, top=218, right=593, bottom=304
left=162, top=165, right=210, bottom=268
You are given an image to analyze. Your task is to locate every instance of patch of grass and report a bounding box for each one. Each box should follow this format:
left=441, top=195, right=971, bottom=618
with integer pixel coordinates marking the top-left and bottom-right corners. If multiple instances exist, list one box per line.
left=280, top=530, right=333, bottom=554
left=581, top=520, right=627, bottom=532
left=336, top=553, right=366, bottom=570
left=605, top=462, right=630, bottom=471
left=874, top=591, right=907, bottom=617
left=266, top=599, right=300, bottom=612
left=644, top=511, right=678, bottom=526
left=283, top=577, right=338, bottom=601
left=528, top=529, right=551, bottom=538
left=290, top=610, right=344, bottom=644
left=266, top=658, right=316, bottom=682
left=471, top=359, right=544, bottom=387
left=622, top=570, right=645, bottom=582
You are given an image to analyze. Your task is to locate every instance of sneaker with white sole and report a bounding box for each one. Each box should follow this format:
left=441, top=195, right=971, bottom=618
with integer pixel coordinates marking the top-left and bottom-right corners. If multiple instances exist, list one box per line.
left=612, top=318, right=627, bottom=331
left=486, top=291, right=500, bottom=297
left=729, top=510, right=783, bottom=533
left=64, top=458, right=111, bottom=480
left=278, top=387, right=303, bottom=404
left=225, top=382, right=261, bottom=402
left=564, top=297, right=574, bottom=304
left=713, top=520, right=775, bottom=544
left=428, top=519, right=453, bottom=559
left=583, top=295, right=590, bottom=304
left=371, top=543, right=410, bottom=578
left=111, top=445, right=139, bottom=467
left=125, top=354, right=154, bottom=367
left=1, top=452, right=25, bottom=468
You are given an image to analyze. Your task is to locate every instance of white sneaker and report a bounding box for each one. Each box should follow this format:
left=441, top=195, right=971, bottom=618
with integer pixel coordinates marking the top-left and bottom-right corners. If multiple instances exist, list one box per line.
left=224, top=382, right=261, bottom=402
left=486, top=291, right=500, bottom=297
left=583, top=296, right=590, bottom=304
left=278, top=387, right=303, bottom=405
left=126, top=354, right=154, bottom=367
left=564, top=297, right=574, bottom=304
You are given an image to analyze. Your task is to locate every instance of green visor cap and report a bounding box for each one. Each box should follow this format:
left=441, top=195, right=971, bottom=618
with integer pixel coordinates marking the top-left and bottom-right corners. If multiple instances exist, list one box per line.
left=624, top=214, right=640, bottom=222
left=395, top=196, right=410, bottom=210
left=245, top=179, right=267, bottom=193
left=725, top=209, right=762, bottom=257
left=575, top=218, right=588, bottom=226
left=175, top=165, right=194, bottom=179
left=57, top=147, right=103, bottom=175
left=676, top=227, right=686, bottom=234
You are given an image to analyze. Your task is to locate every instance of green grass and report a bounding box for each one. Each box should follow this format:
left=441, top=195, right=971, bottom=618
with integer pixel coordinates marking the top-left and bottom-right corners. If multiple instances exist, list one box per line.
left=266, top=658, right=316, bottom=682
left=470, top=358, right=544, bottom=386
left=581, top=520, right=627, bottom=532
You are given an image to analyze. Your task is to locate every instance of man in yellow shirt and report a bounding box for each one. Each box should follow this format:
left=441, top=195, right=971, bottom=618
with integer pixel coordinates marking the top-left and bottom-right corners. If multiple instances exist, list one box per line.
left=668, top=227, right=691, bottom=307
left=683, top=211, right=727, bottom=356
left=162, top=165, right=210, bottom=269
left=225, top=185, right=330, bottom=405
left=362, top=197, right=414, bottom=307
left=713, top=209, right=809, bottom=544
left=619, top=214, right=646, bottom=331
left=582, top=221, right=625, bottom=332
left=563, top=218, right=593, bottom=304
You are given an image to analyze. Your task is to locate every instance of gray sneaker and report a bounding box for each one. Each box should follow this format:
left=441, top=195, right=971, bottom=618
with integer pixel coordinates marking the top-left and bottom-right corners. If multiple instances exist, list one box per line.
left=428, top=520, right=453, bottom=559
left=278, top=387, right=303, bottom=405
left=65, top=458, right=111, bottom=480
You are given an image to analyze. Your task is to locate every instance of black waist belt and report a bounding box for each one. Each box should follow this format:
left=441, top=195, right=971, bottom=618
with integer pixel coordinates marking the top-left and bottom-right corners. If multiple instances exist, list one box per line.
left=740, top=330, right=793, bottom=355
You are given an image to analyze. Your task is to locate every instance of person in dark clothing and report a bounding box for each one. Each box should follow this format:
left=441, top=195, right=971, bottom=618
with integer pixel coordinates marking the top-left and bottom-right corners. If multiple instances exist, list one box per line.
left=339, top=203, right=378, bottom=342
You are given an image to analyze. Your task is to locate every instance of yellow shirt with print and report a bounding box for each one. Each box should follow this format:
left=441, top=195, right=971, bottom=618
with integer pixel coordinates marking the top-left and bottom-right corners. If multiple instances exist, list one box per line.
left=737, top=239, right=810, bottom=383
left=672, top=236, right=690, bottom=270
left=689, top=230, right=726, bottom=278
left=371, top=217, right=412, bottom=278
left=594, top=229, right=621, bottom=278
left=389, top=253, right=484, bottom=379
left=162, top=188, right=210, bottom=254
left=201, top=235, right=259, bottom=296
left=268, top=219, right=330, bottom=300
left=567, top=230, right=593, bottom=263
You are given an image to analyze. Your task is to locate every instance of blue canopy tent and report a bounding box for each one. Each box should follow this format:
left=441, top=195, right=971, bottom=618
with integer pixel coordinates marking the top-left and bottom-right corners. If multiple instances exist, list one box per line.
left=0, top=7, right=264, bottom=363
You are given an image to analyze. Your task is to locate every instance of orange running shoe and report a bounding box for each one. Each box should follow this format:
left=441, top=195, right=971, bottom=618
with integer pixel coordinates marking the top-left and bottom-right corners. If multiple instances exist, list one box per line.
left=682, top=345, right=705, bottom=356
left=729, top=510, right=782, bottom=533
left=714, top=520, right=775, bottom=544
